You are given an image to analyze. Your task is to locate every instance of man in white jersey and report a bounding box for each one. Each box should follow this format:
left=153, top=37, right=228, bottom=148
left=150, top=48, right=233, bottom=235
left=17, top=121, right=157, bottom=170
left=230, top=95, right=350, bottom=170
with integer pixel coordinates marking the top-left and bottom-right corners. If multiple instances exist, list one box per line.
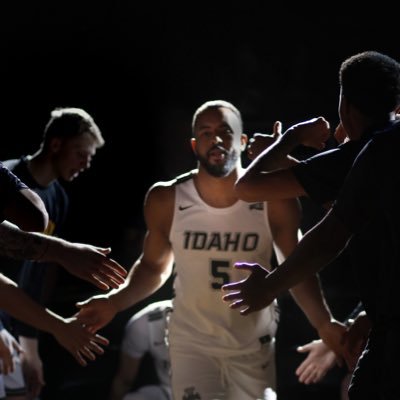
left=109, top=300, right=172, bottom=400
left=76, top=100, right=335, bottom=399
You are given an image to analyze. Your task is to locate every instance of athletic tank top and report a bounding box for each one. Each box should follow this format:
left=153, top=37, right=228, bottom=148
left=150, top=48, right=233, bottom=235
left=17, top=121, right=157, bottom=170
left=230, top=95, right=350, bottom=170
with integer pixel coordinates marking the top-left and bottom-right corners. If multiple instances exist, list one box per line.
left=123, top=300, right=172, bottom=388
left=168, top=172, right=278, bottom=356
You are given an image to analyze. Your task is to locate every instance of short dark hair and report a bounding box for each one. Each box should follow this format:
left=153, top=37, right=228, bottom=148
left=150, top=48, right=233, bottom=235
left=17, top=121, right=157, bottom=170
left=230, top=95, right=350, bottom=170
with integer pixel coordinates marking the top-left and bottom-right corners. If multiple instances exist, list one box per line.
left=192, top=100, right=243, bottom=133
left=340, top=51, right=400, bottom=117
left=42, top=107, right=105, bottom=149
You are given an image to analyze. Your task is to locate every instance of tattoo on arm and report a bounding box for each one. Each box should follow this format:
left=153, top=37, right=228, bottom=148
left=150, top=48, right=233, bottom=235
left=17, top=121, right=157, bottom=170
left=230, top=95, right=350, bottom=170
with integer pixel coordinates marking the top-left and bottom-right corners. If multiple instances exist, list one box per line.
left=0, top=221, right=49, bottom=260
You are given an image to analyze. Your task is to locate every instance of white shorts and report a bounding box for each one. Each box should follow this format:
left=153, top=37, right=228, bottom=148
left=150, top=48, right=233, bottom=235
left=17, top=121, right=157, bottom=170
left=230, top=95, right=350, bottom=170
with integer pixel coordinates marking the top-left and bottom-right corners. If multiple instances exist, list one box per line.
left=0, top=329, right=26, bottom=398
left=170, top=339, right=276, bottom=400
left=122, top=384, right=172, bottom=400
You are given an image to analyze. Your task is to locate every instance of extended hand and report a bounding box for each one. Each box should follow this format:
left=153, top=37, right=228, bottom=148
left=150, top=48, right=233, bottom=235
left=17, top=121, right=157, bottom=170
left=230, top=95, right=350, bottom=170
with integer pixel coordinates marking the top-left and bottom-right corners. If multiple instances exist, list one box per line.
left=75, top=295, right=117, bottom=333
left=288, top=116, right=331, bottom=150
left=53, top=316, right=109, bottom=366
left=247, top=121, right=282, bottom=160
left=221, top=262, right=275, bottom=315
left=296, top=339, right=337, bottom=384
left=56, top=242, right=128, bottom=290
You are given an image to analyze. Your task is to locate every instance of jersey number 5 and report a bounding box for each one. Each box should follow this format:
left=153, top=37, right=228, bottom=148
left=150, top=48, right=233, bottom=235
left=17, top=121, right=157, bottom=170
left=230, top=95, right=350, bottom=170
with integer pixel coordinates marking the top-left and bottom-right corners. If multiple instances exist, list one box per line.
left=211, top=259, right=230, bottom=289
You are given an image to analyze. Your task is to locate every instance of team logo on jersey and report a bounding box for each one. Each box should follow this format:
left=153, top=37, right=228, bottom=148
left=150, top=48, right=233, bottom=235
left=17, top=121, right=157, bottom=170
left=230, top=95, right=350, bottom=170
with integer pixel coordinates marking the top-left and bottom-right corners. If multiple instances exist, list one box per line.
left=249, top=202, right=264, bottom=210
left=179, top=204, right=194, bottom=211
left=183, top=387, right=201, bottom=399
left=183, top=231, right=259, bottom=251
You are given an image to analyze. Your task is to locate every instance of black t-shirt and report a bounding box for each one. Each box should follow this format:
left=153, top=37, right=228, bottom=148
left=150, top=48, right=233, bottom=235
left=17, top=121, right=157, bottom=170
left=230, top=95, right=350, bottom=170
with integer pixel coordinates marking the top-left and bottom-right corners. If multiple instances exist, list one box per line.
left=2, top=157, right=69, bottom=337
left=332, top=125, right=400, bottom=326
left=0, top=161, right=28, bottom=222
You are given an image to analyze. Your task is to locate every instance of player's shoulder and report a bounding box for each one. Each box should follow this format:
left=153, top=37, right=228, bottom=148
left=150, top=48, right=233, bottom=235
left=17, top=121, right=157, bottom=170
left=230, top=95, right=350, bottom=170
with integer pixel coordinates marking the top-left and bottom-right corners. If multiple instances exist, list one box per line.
left=150, top=169, right=197, bottom=189
left=172, top=169, right=197, bottom=186
left=2, top=158, right=20, bottom=170
left=146, top=170, right=197, bottom=202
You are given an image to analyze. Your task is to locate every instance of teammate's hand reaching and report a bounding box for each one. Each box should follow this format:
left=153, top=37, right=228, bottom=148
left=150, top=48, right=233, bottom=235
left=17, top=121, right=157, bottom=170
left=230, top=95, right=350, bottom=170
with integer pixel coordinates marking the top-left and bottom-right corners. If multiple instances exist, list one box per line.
left=46, top=240, right=128, bottom=290
left=75, top=295, right=118, bottom=333
left=221, top=262, right=275, bottom=315
left=247, top=121, right=282, bottom=160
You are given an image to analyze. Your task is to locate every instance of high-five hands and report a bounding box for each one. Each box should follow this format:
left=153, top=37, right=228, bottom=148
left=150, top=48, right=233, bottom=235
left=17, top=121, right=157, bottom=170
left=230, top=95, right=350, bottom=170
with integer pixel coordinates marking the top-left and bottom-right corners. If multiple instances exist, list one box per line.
left=221, top=262, right=276, bottom=315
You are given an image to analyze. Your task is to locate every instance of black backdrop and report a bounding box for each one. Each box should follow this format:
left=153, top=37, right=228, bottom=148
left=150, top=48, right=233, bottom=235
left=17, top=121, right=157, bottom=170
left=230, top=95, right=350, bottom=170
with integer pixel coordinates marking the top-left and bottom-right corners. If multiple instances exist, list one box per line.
left=1, top=4, right=398, bottom=252
left=0, top=4, right=398, bottom=397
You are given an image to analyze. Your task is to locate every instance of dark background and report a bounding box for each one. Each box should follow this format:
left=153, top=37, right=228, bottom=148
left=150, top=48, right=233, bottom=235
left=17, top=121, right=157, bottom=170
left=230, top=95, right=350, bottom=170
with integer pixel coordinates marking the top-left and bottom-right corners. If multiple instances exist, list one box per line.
left=1, top=4, right=398, bottom=250
left=0, top=3, right=398, bottom=397
left=1, top=5, right=399, bottom=255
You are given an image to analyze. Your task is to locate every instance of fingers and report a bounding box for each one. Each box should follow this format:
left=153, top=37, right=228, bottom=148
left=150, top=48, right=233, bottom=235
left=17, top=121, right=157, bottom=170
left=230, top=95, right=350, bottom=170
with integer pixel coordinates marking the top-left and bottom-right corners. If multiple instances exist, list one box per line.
left=95, top=246, right=112, bottom=255
left=297, top=344, right=310, bottom=353
left=88, top=276, right=111, bottom=291
left=91, top=333, right=109, bottom=347
left=103, top=258, right=128, bottom=278
left=93, top=248, right=127, bottom=278
left=74, top=351, right=88, bottom=367
left=221, top=289, right=243, bottom=303
left=226, top=298, right=244, bottom=309
left=90, top=273, right=123, bottom=291
left=87, top=272, right=123, bottom=291
left=89, top=258, right=128, bottom=290
left=233, top=262, right=256, bottom=272
left=221, top=281, right=241, bottom=291
left=239, top=307, right=251, bottom=316
left=273, top=121, right=282, bottom=137
left=296, top=358, right=327, bottom=384
left=221, top=262, right=255, bottom=291
left=94, top=265, right=126, bottom=286
left=297, top=364, right=325, bottom=384
left=72, top=334, right=108, bottom=366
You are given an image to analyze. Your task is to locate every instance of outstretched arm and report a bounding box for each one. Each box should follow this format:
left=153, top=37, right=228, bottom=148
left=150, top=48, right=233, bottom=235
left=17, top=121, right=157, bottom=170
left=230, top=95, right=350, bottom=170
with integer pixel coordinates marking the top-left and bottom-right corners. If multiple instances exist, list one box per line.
left=235, top=117, right=331, bottom=202
left=222, top=209, right=351, bottom=360
left=0, top=221, right=127, bottom=290
left=222, top=209, right=350, bottom=311
left=268, top=198, right=345, bottom=358
left=0, top=273, right=108, bottom=366
left=296, top=339, right=338, bottom=384
left=76, top=182, right=175, bottom=332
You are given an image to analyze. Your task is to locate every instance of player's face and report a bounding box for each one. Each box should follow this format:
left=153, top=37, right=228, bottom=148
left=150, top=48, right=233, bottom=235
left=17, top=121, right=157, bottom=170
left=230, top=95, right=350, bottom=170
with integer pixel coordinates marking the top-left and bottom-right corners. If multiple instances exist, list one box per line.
left=191, top=107, right=246, bottom=177
left=50, top=132, right=98, bottom=181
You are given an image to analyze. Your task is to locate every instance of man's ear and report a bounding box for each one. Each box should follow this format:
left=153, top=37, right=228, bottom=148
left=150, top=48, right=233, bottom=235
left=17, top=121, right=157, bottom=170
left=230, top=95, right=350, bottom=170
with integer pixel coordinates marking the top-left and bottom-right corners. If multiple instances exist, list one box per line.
left=49, top=137, right=62, bottom=153
left=240, top=133, right=248, bottom=151
left=190, top=137, right=197, bottom=153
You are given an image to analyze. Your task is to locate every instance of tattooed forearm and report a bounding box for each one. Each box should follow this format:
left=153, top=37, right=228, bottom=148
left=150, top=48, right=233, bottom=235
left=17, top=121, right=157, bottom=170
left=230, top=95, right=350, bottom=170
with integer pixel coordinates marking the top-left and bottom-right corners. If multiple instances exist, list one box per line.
left=0, top=221, right=49, bottom=260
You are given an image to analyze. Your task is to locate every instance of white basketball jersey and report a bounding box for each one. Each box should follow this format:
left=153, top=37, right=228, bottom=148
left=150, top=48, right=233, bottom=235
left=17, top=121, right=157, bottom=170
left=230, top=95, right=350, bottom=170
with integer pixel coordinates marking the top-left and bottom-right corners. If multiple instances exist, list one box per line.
left=122, top=300, right=172, bottom=388
left=168, top=172, right=278, bottom=356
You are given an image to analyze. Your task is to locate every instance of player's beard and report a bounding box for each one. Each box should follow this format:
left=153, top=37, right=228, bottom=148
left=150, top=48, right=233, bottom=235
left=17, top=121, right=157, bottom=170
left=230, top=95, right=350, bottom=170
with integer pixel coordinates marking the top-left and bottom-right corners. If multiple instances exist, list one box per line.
left=197, top=147, right=239, bottom=178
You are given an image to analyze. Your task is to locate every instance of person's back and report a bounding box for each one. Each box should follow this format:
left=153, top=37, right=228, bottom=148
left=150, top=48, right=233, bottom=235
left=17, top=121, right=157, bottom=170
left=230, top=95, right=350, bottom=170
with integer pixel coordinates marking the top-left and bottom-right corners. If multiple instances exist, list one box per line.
left=223, top=51, right=400, bottom=399
left=322, top=121, right=400, bottom=399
